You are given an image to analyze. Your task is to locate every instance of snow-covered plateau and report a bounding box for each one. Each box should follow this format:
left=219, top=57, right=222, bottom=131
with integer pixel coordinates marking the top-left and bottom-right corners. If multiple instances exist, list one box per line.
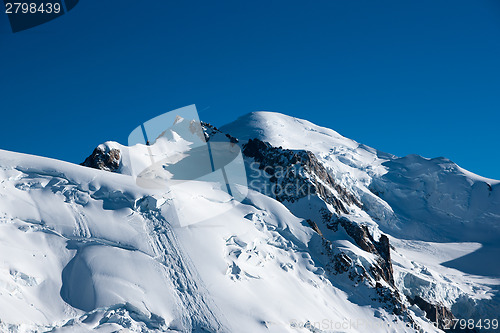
left=0, top=111, right=498, bottom=332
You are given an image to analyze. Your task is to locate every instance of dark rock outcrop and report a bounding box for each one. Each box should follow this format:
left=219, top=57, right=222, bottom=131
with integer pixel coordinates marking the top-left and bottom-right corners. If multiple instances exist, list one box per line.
left=316, top=235, right=404, bottom=316
left=408, top=295, right=478, bottom=332
left=338, top=217, right=394, bottom=286
left=305, top=219, right=323, bottom=237
left=201, top=121, right=238, bottom=144
left=81, top=146, right=121, bottom=172
left=243, top=138, right=361, bottom=213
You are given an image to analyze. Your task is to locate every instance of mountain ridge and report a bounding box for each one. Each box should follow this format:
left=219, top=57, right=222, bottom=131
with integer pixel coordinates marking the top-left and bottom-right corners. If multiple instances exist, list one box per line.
left=0, top=111, right=498, bottom=332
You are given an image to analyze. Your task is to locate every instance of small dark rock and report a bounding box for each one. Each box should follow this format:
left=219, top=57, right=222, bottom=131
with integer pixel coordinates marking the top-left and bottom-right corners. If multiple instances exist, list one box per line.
left=81, top=146, right=121, bottom=172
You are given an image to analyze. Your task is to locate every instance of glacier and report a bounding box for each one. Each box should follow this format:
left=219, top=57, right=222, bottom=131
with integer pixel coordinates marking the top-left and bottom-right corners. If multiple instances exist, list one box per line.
left=0, top=111, right=498, bottom=332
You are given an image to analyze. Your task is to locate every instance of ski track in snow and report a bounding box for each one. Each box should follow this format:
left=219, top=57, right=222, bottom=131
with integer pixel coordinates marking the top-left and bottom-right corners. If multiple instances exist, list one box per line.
left=140, top=210, right=229, bottom=332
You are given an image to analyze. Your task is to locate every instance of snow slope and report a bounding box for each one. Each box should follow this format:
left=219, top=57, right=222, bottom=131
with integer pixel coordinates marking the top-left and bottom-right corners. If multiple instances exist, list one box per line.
left=0, top=111, right=499, bottom=332
left=0, top=151, right=421, bottom=332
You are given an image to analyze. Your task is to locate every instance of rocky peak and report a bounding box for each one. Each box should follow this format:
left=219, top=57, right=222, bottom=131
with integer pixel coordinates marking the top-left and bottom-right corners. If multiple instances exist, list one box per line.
left=81, top=145, right=121, bottom=172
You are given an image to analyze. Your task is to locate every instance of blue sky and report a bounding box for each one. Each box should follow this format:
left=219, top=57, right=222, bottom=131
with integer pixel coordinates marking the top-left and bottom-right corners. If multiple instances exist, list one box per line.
left=1, top=0, right=499, bottom=179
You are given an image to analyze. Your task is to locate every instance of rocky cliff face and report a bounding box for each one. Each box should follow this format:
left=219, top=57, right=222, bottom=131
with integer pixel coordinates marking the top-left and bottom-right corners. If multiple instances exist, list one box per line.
left=243, top=138, right=361, bottom=212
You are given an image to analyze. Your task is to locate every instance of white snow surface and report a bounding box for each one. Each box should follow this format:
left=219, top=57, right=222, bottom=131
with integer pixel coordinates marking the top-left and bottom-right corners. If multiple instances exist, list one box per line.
left=0, top=111, right=498, bottom=332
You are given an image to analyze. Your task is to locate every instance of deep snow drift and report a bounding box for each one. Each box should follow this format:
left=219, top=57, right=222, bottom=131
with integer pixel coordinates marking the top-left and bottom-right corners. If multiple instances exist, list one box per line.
left=0, top=111, right=498, bottom=332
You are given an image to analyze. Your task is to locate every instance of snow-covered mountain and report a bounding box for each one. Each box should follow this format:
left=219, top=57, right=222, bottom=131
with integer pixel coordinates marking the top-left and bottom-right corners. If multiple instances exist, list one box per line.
left=0, top=111, right=498, bottom=332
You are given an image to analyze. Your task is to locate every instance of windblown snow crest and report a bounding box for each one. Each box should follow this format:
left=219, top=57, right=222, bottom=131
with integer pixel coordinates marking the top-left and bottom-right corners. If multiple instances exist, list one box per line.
left=0, top=111, right=499, bottom=332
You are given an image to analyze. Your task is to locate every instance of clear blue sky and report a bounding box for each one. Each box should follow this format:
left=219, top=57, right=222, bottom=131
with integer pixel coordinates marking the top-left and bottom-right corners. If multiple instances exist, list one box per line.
left=1, top=0, right=499, bottom=179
